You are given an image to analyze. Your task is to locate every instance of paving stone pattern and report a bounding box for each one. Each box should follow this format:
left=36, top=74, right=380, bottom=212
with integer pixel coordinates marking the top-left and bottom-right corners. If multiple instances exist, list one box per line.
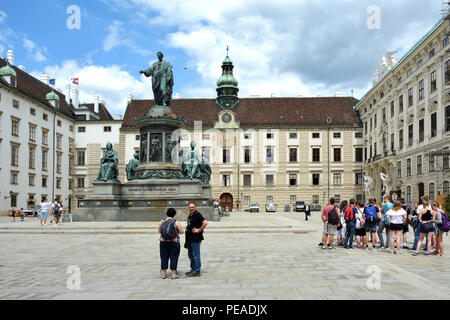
left=0, top=212, right=449, bottom=300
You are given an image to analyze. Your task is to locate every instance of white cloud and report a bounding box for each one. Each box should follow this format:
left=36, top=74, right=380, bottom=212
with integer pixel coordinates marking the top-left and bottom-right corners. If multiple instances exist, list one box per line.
left=0, top=11, right=6, bottom=24
left=103, top=20, right=151, bottom=56
left=23, top=38, right=47, bottom=62
left=33, top=60, right=151, bottom=116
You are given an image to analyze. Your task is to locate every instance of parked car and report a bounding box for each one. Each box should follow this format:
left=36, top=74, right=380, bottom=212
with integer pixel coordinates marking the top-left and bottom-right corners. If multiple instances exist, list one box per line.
left=265, top=202, right=277, bottom=212
left=23, top=205, right=38, bottom=217
left=294, top=201, right=306, bottom=212
left=249, top=203, right=260, bottom=213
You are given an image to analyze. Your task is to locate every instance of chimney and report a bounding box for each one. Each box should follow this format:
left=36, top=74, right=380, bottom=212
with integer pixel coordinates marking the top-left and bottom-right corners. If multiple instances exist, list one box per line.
left=72, top=88, right=79, bottom=108
left=65, top=84, right=71, bottom=104
left=7, top=50, right=14, bottom=65
left=94, top=95, right=100, bottom=114
left=18, top=65, right=26, bottom=72
left=40, top=74, right=50, bottom=85
left=127, top=92, right=133, bottom=103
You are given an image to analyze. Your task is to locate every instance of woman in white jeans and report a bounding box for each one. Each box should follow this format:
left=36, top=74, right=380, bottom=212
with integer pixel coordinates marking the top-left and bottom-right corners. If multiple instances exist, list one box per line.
left=387, top=201, right=407, bottom=255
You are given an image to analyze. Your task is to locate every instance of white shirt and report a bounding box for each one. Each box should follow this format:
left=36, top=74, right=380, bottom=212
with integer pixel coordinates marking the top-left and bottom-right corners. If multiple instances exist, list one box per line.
left=40, top=202, right=49, bottom=212
left=387, top=208, right=406, bottom=225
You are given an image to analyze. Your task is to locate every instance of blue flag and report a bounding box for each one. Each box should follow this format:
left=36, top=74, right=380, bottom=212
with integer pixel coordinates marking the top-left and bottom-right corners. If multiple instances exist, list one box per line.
left=49, top=79, right=56, bottom=85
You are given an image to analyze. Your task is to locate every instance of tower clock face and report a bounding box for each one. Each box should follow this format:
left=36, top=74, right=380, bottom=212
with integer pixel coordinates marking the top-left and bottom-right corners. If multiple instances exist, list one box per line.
left=222, top=113, right=232, bottom=123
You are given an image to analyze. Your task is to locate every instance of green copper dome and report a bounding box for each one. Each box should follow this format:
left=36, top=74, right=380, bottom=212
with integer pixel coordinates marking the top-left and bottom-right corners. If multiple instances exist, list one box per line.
left=46, top=91, right=60, bottom=101
left=0, top=64, right=17, bottom=77
left=217, top=73, right=239, bottom=87
left=216, top=47, right=239, bottom=110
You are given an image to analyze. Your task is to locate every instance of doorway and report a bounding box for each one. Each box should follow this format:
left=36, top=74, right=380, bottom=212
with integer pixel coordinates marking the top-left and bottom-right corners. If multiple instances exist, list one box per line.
left=418, top=183, right=424, bottom=202
left=220, top=193, right=233, bottom=213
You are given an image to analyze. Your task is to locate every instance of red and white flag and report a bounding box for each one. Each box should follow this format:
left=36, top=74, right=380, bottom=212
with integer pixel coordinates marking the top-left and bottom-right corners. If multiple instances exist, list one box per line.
left=71, top=78, right=79, bottom=85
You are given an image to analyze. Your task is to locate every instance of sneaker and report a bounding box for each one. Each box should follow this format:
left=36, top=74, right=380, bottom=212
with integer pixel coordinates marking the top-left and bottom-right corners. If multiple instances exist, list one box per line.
left=187, top=271, right=201, bottom=277
left=411, top=252, right=418, bottom=256
left=318, top=242, right=323, bottom=246
left=403, top=245, right=409, bottom=249
left=185, top=271, right=194, bottom=276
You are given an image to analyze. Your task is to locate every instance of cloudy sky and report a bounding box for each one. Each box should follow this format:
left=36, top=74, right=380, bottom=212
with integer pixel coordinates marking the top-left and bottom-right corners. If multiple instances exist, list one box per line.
left=0, top=0, right=444, bottom=117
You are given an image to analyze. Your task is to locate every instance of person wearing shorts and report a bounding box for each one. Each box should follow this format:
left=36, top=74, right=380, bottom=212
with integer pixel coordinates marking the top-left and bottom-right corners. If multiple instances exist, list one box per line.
left=387, top=201, right=407, bottom=254
left=39, top=199, right=50, bottom=225
left=355, top=201, right=366, bottom=248
left=364, top=198, right=380, bottom=251
left=321, top=197, right=340, bottom=250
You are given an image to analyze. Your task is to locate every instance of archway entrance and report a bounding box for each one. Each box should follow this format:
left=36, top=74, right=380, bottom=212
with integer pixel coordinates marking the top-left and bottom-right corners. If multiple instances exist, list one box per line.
left=418, top=183, right=424, bottom=202
left=220, top=193, right=233, bottom=213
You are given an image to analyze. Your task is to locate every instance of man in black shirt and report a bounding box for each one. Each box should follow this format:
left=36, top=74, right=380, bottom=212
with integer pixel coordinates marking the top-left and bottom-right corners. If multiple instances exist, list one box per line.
left=185, top=202, right=208, bottom=277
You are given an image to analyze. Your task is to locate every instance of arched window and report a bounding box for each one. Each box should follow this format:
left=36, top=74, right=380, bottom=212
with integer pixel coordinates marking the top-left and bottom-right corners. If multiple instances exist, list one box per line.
left=406, top=185, right=412, bottom=203
left=429, top=183, right=435, bottom=200
left=443, top=181, right=449, bottom=195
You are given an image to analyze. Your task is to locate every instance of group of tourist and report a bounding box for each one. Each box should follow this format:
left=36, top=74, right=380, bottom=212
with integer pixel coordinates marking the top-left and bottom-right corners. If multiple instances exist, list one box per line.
left=36, top=198, right=65, bottom=226
left=320, top=195, right=447, bottom=256
left=158, top=202, right=208, bottom=279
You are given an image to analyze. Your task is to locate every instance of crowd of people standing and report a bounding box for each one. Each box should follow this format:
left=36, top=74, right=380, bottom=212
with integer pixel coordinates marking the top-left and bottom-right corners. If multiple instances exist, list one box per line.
left=320, top=195, right=448, bottom=256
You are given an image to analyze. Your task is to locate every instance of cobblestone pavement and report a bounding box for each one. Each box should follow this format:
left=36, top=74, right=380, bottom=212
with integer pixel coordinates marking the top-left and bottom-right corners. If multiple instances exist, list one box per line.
left=0, top=212, right=449, bottom=300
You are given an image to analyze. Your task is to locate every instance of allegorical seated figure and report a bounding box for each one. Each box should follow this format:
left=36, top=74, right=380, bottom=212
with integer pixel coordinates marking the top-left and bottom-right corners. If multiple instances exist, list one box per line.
left=126, top=152, right=139, bottom=181
left=96, top=142, right=119, bottom=182
left=181, top=142, right=211, bottom=184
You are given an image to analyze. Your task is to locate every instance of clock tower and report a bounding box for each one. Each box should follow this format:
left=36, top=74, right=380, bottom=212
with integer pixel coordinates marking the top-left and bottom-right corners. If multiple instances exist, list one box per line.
left=216, top=46, right=239, bottom=110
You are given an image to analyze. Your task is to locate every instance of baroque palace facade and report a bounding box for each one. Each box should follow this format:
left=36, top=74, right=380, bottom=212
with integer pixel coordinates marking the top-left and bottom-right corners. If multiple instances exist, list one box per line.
left=355, top=16, right=450, bottom=204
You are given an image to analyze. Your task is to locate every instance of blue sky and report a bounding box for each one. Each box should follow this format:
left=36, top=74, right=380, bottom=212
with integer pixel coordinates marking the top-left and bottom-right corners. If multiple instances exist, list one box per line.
left=0, top=0, right=444, bottom=117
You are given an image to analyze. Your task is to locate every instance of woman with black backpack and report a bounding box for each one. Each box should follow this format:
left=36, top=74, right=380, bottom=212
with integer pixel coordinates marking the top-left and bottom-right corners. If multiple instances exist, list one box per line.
left=158, top=208, right=184, bottom=279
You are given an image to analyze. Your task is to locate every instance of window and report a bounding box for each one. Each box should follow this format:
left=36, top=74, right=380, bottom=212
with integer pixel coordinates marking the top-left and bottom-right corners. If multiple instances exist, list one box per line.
left=443, top=181, right=449, bottom=194
left=312, top=133, right=320, bottom=139
left=417, top=155, right=422, bottom=174
left=244, top=196, right=250, bottom=206
left=266, top=133, right=274, bottom=139
left=70, top=125, right=73, bottom=132
left=42, top=177, right=48, bottom=188
left=417, top=59, right=423, bottom=69
left=444, top=148, right=449, bottom=170
left=13, top=99, right=19, bottom=109
left=243, top=174, right=251, bottom=186
left=56, top=135, right=62, bottom=150
left=374, top=114, right=377, bottom=128
left=399, top=95, right=404, bottom=113
left=223, top=148, right=230, bottom=164
left=333, top=173, right=342, bottom=185
left=29, top=146, right=35, bottom=169
left=56, top=179, right=62, bottom=189
left=334, top=195, right=341, bottom=205
left=407, top=158, right=411, bottom=176
left=397, top=161, right=402, bottom=178
left=78, top=126, right=86, bottom=133
left=446, top=60, right=450, bottom=84
left=77, top=151, right=86, bottom=166
left=333, top=132, right=341, bottom=138
left=266, top=196, right=273, bottom=203
left=266, top=147, right=274, bottom=163
left=382, top=108, right=386, bottom=123
left=289, top=174, right=297, bottom=186
left=289, top=132, right=297, bottom=139
left=418, top=80, right=424, bottom=100
left=222, top=175, right=230, bottom=187
left=42, top=150, right=48, bottom=171
left=431, top=113, right=437, bottom=138
left=398, top=77, right=402, bottom=85
left=266, top=175, right=274, bottom=186
left=443, top=36, right=449, bottom=47
left=290, top=195, right=296, bottom=204
left=391, top=133, right=395, bottom=152
left=10, top=172, right=18, bottom=185
left=407, top=186, right=412, bottom=203
left=429, top=183, right=435, bottom=200
left=390, top=101, right=394, bottom=117
left=408, top=124, right=413, bottom=147
left=355, top=132, right=363, bottom=138
left=408, top=88, right=413, bottom=106
left=57, top=120, right=62, bottom=127
left=29, top=125, right=36, bottom=141
left=244, top=148, right=251, bottom=163
left=446, top=106, right=450, bottom=132
left=30, top=108, right=36, bottom=116
left=136, top=135, right=140, bottom=141
left=419, top=119, right=424, bottom=142
left=244, top=133, right=252, bottom=139
left=429, top=155, right=435, bottom=172
left=77, top=178, right=85, bottom=188
left=43, top=113, right=48, bottom=121
left=355, top=148, right=363, bottom=162
left=333, top=148, right=341, bottom=162
left=69, top=180, right=73, bottom=190
left=312, top=195, right=319, bottom=204
left=429, top=48, right=435, bottom=59
left=430, top=71, right=437, bottom=92
left=11, top=119, right=19, bottom=136
left=57, top=154, right=62, bottom=174
left=11, top=145, right=19, bottom=166
left=42, top=130, right=48, bottom=145
left=104, top=126, right=112, bottom=132
left=380, top=92, right=384, bottom=99
left=10, top=194, right=17, bottom=208
left=312, top=174, right=320, bottom=186
left=289, top=148, right=297, bottom=162
left=355, top=173, right=363, bottom=185
left=29, top=174, right=35, bottom=186
left=407, top=68, right=412, bottom=77
left=312, top=148, right=320, bottom=162
left=364, top=121, right=368, bottom=135
left=201, top=148, right=210, bottom=162
left=399, top=129, right=403, bottom=150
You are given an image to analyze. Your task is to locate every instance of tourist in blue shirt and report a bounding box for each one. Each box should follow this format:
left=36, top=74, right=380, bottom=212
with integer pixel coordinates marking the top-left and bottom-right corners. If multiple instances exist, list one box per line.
left=377, top=196, right=393, bottom=249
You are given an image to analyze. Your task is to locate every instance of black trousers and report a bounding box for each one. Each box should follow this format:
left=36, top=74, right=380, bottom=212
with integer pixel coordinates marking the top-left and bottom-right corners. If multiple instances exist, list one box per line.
left=160, top=241, right=180, bottom=270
